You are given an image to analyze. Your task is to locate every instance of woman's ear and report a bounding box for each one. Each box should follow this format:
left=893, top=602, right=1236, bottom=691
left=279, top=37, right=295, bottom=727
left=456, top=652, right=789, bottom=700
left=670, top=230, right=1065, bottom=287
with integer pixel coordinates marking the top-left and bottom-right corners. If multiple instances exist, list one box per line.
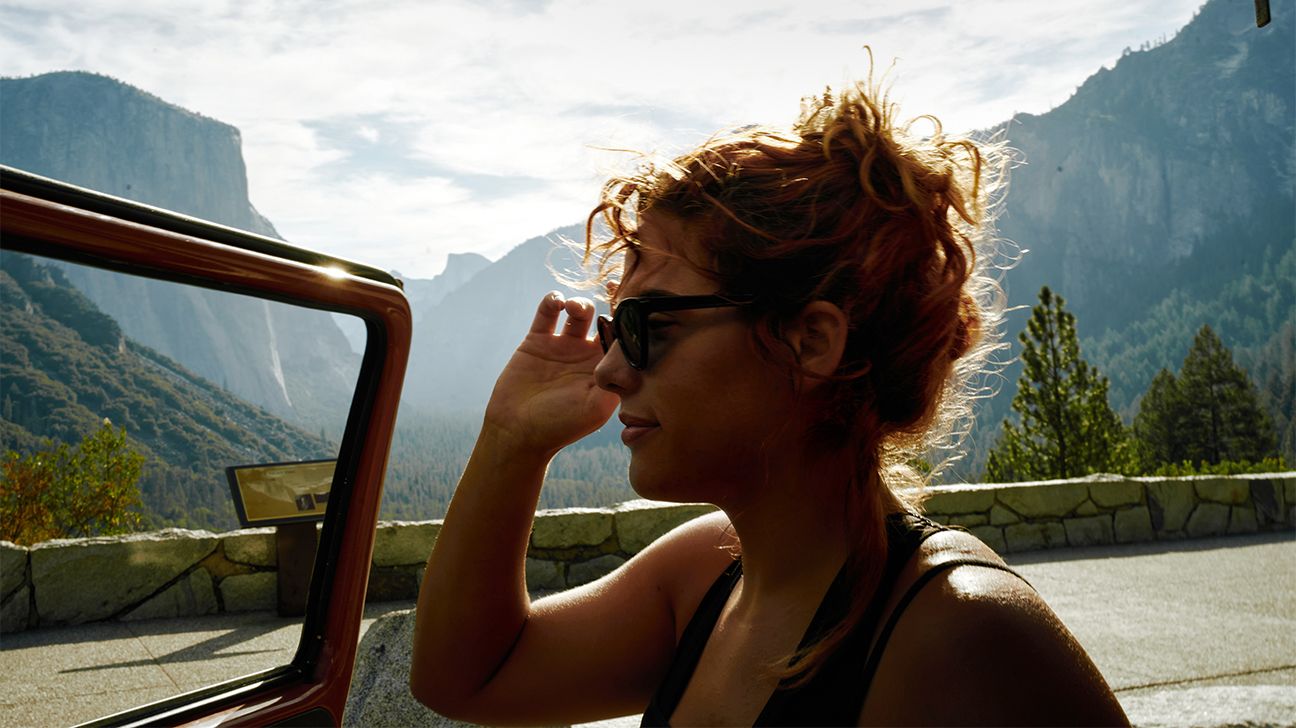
left=784, top=301, right=848, bottom=383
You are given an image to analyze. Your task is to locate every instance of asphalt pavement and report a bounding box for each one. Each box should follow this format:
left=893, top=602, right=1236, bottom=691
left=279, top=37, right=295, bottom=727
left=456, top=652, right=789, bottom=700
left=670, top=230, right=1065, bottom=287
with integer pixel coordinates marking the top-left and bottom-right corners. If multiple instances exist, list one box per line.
left=1010, top=532, right=1295, bottom=726
left=1, top=531, right=1292, bottom=727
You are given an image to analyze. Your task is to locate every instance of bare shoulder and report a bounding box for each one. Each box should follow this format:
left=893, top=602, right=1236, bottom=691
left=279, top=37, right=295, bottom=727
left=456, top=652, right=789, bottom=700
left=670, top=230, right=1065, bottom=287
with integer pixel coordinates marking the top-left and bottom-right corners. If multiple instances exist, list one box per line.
left=535, top=508, right=735, bottom=639
left=634, top=509, right=736, bottom=635
left=458, top=509, right=736, bottom=724
left=861, top=530, right=1129, bottom=726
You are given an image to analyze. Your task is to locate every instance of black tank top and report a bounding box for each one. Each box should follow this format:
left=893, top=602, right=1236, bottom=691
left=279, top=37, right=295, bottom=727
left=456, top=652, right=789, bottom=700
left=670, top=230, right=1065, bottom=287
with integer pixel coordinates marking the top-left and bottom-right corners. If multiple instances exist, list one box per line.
left=641, top=513, right=1025, bottom=726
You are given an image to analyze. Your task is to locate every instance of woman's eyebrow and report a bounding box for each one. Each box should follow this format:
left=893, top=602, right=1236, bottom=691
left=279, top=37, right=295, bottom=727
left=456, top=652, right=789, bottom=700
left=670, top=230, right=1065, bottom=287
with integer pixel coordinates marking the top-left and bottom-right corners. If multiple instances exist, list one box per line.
left=632, top=287, right=682, bottom=298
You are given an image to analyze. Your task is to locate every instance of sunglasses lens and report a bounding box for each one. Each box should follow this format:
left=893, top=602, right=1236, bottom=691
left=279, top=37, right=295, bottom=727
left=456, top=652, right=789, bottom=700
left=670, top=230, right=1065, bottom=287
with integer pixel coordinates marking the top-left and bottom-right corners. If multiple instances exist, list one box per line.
left=596, top=316, right=614, bottom=353
left=618, top=302, right=644, bottom=367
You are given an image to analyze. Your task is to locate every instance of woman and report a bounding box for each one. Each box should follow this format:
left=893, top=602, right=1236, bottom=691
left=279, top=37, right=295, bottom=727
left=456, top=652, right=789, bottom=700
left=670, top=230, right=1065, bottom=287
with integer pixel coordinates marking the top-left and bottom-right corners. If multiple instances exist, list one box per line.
left=410, top=81, right=1128, bottom=726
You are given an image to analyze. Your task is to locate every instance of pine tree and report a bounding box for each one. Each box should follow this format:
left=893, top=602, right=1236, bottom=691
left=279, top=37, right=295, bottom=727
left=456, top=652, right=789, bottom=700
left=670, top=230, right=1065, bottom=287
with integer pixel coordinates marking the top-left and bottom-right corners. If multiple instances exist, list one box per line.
left=1257, top=322, right=1296, bottom=465
left=1133, top=368, right=1188, bottom=470
left=986, top=287, right=1134, bottom=482
left=1175, top=325, right=1277, bottom=465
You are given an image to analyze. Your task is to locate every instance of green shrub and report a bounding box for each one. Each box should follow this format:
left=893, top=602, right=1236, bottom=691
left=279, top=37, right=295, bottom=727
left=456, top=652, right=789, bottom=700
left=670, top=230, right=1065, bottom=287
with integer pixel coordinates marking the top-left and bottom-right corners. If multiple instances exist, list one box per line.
left=0, top=420, right=145, bottom=545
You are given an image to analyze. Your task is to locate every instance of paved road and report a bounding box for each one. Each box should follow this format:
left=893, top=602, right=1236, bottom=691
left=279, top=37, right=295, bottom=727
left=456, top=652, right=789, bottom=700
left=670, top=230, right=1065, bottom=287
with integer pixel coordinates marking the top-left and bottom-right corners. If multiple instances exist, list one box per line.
left=1, top=531, right=1292, bottom=727
left=1011, top=532, right=1295, bottom=726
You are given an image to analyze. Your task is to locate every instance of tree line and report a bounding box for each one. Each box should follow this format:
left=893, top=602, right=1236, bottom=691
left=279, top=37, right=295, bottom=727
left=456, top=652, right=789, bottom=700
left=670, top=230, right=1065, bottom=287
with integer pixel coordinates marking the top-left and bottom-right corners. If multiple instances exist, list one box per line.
left=5, top=280, right=1284, bottom=544
left=986, top=286, right=1283, bottom=482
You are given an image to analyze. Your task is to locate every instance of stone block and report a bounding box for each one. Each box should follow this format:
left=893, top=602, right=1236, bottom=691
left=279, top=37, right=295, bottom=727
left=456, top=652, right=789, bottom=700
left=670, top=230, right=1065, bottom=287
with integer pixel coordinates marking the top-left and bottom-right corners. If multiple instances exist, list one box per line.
left=1147, top=480, right=1195, bottom=533
left=1114, top=507, right=1154, bottom=544
left=1228, top=507, right=1259, bottom=535
left=1079, top=473, right=1126, bottom=483
left=1, top=585, right=29, bottom=633
left=373, top=521, right=440, bottom=567
left=1090, top=480, right=1144, bottom=508
left=220, top=572, right=277, bottom=612
left=122, top=569, right=217, bottom=620
left=1195, top=478, right=1250, bottom=505
left=525, top=558, right=565, bottom=592
left=1075, top=500, right=1100, bottom=516
left=1250, top=480, right=1281, bottom=525
left=924, top=487, right=996, bottom=516
left=997, top=481, right=1089, bottom=519
left=1185, top=503, right=1230, bottom=539
left=1003, top=522, right=1067, bottom=553
left=989, top=504, right=1019, bottom=526
left=614, top=501, right=717, bottom=554
left=945, top=513, right=988, bottom=528
left=968, top=526, right=1006, bottom=554
left=31, top=529, right=217, bottom=625
left=344, top=609, right=481, bottom=727
left=1, top=540, right=27, bottom=600
left=221, top=528, right=277, bottom=567
left=566, top=554, right=626, bottom=587
left=531, top=509, right=614, bottom=549
left=1063, top=515, right=1114, bottom=547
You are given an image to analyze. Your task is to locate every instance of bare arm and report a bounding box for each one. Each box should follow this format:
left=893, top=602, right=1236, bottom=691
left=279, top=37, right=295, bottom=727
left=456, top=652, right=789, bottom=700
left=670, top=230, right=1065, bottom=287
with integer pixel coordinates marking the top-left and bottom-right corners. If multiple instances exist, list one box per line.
left=410, top=292, right=615, bottom=711
left=409, top=293, right=731, bottom=724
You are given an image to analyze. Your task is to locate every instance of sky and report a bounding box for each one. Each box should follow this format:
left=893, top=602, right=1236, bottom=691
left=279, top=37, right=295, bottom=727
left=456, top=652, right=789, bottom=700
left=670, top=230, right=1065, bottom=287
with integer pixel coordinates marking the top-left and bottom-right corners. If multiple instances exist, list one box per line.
left=1, top=0, right=1205, bottom=279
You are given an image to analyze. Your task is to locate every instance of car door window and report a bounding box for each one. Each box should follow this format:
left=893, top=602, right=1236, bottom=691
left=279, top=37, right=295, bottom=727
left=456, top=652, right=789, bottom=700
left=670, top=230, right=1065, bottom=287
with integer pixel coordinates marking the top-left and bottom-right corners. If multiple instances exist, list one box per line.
left=0, top=249, right=364, bottom=726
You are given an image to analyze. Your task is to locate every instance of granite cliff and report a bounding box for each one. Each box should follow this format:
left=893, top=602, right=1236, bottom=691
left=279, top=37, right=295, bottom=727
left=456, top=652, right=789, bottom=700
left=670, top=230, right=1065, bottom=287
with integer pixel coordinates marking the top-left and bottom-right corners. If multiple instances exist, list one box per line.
left=0, top=71, right=360, bottom=433
left=969, top=0, right=1296, bottom=469
left=402, top=225, right=593, bottom=412
left=993, top=0, right=1293, bottom=335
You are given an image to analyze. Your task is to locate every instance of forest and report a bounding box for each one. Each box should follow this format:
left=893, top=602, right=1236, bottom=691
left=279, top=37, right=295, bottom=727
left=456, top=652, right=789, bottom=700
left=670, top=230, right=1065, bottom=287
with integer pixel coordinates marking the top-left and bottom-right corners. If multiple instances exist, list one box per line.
left=0, top=252, right=334, bottom=533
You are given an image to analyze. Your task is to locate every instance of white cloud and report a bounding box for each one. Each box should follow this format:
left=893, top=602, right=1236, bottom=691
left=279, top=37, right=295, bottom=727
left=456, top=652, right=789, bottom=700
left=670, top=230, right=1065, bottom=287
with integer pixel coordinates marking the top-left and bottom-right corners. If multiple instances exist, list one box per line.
left=2, top=0, right=1204, bottom=278
left=356, top=125, right=380, bottom=144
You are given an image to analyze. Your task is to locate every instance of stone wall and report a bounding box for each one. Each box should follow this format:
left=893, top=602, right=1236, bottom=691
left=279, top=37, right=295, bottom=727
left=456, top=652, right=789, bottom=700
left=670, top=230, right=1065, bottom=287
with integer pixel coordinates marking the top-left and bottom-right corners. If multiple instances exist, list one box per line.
left=2, top=473, right=1292, bottom=634
left=923, top=473, right=1293, bottom=553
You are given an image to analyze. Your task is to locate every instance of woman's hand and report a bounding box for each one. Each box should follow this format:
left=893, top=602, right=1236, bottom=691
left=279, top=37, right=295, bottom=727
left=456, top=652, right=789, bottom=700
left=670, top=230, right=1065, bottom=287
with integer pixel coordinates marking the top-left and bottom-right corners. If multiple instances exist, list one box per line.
left=483, top=292, right=619, bottom=457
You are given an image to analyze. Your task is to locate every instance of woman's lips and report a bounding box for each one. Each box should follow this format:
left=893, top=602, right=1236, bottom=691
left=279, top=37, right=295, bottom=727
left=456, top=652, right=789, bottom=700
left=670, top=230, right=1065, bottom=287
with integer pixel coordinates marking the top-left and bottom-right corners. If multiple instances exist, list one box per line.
left=619, top=414, right=659, bottom=446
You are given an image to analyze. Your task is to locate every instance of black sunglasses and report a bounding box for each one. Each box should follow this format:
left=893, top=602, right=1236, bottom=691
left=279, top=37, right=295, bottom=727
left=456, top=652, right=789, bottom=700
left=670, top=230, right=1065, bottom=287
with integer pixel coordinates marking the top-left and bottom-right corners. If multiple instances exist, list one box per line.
left=597, top=293, right=756, bottom=370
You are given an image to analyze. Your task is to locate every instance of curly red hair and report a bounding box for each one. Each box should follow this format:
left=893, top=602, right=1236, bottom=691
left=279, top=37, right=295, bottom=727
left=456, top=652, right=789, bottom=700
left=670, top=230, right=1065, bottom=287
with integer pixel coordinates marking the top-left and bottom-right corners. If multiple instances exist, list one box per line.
left=583, top=77, right=1008, bottom=682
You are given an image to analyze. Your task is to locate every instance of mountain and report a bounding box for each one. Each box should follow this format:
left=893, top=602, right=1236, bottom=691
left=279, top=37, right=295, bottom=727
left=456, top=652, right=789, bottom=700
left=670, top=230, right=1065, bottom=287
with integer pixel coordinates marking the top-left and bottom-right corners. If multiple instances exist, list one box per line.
left=402, top=253, right=493, bottom=316
left=402, top=225, right=600, bottom=412
left=969, top=0, right=1295, bottom=471
left=0, top=251, right=332, bottom=529
left=0, top=71, right=360, bottom=434
left=3, top=0, right=1288, bottom=528
left=993, top=0, right=1292, bottom=333
left=333, top=252, right=491, bottom=354
left=393, top=0, right=1293, bottom=470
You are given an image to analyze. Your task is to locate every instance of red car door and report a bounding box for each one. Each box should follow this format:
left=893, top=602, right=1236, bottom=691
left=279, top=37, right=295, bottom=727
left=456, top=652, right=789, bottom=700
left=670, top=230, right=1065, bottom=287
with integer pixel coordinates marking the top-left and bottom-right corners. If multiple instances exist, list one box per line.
left=1, top=166, right=411, bottom=727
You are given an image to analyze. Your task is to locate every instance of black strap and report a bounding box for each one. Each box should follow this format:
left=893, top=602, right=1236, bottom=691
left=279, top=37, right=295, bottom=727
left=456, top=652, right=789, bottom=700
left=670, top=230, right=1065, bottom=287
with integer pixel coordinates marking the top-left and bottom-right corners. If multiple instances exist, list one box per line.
left=754, top=514, right=947, bottom=726
left=641, top=558, right=743, bottom=727
left=642, top=514, right=1013, bottom=727
left=854, top=555, right=1030, bottom=708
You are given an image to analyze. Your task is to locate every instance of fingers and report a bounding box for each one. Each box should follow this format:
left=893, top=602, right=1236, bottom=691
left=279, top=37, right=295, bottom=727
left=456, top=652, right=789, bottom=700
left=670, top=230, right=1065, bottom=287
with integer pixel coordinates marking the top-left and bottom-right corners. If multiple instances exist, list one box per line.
left=528, top=292, right=598, bottom=339
left=529, top=291, right=566, bottom=334
left=561, top=297, right=597, bottom=339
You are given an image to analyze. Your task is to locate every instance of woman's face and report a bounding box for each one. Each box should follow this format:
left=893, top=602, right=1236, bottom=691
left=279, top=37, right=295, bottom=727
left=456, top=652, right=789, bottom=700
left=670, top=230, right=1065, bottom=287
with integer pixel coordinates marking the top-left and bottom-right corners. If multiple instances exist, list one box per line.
left=593, top=213, right=797, bottom=507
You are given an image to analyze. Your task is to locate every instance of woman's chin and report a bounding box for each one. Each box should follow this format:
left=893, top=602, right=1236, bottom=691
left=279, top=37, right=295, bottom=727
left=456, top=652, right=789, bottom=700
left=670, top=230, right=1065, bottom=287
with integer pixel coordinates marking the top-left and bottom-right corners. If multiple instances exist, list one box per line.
left=628, top=461, right=730, bottom=506
left=627, top=462, right=689, bottom=503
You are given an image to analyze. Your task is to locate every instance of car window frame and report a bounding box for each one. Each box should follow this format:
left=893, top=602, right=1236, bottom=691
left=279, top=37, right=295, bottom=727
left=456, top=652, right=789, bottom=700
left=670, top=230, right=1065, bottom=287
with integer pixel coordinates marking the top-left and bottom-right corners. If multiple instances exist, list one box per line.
left=0, top=165, right=412, bottom=728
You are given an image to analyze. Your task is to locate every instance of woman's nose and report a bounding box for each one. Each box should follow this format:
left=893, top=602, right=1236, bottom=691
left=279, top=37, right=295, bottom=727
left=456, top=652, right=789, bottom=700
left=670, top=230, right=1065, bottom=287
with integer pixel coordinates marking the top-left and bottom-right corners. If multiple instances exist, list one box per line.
left=594, top=339, right=639, bottom=395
